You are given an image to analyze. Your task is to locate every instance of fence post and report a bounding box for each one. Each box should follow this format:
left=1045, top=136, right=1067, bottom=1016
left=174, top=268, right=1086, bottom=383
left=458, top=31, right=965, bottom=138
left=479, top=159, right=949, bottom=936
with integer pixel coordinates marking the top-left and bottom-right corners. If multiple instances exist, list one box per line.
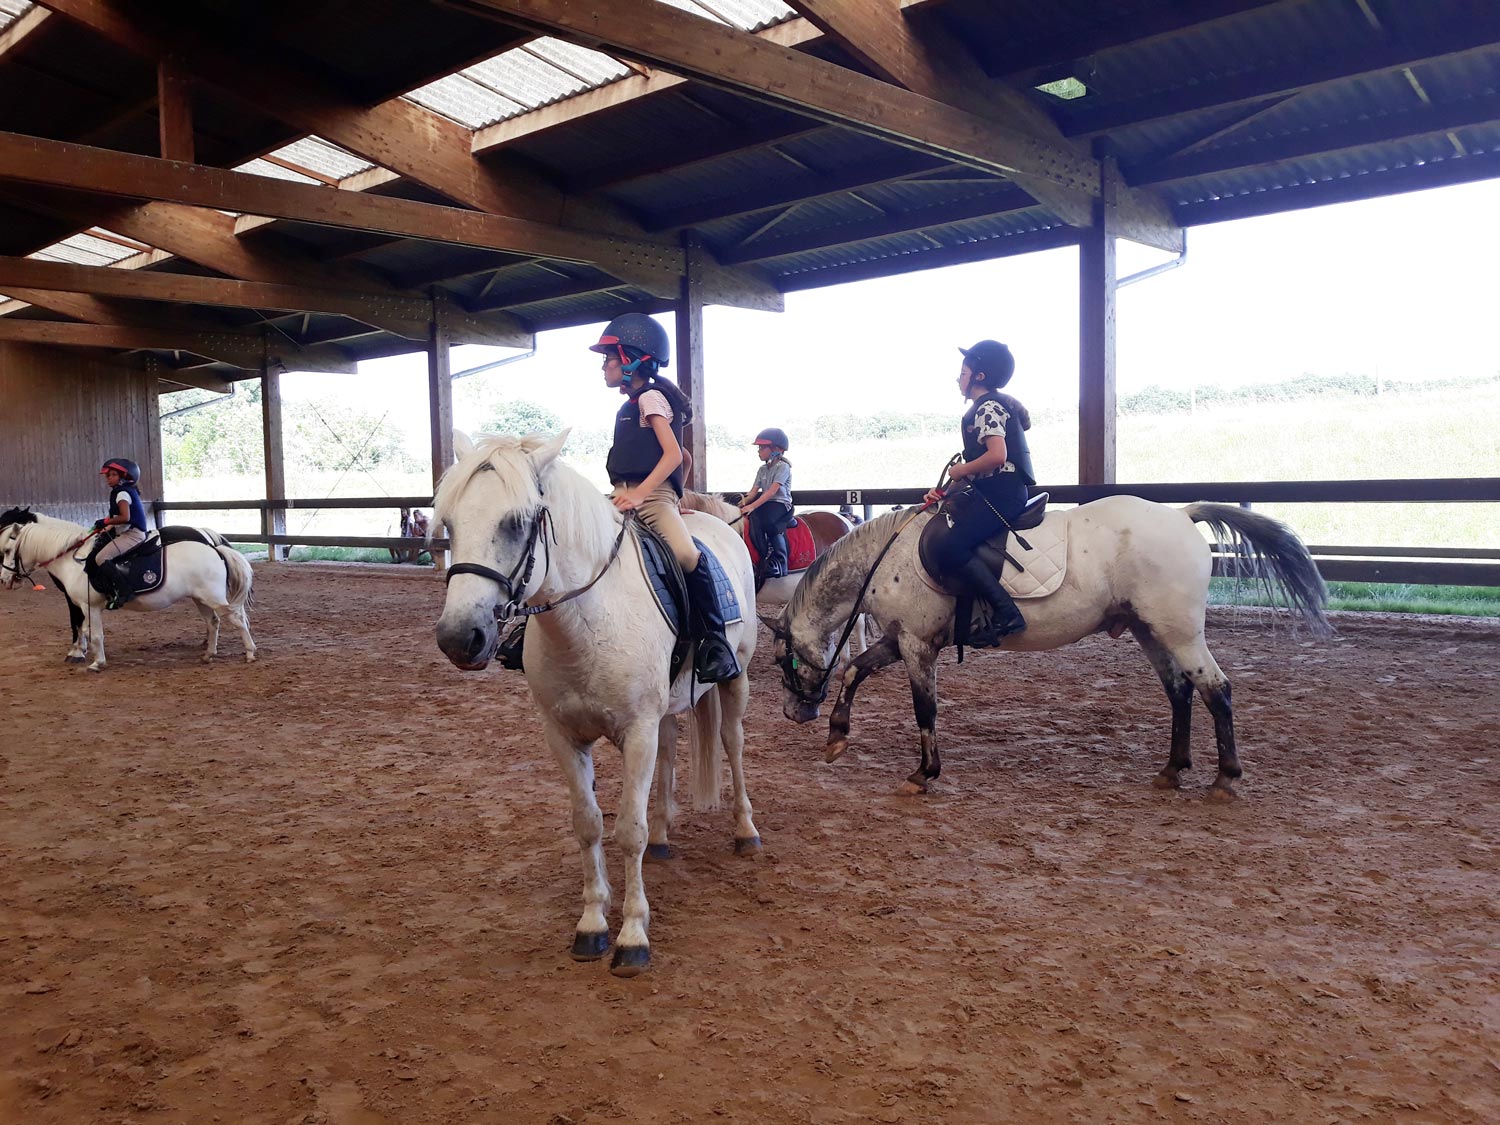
left=261, top=356, right=289, bottom=561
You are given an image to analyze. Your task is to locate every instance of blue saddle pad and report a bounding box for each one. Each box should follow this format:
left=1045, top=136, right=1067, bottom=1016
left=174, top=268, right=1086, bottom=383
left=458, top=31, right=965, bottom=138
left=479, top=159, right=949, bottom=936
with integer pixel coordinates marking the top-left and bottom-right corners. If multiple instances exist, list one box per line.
left=692, top=536, right=742, bottom=625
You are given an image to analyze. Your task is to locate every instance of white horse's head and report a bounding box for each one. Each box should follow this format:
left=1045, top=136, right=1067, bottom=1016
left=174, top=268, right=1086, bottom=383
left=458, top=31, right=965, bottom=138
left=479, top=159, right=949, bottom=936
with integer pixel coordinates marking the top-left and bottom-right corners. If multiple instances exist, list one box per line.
left=432, top=429, right=571, bottom=670
left=0, top=507, right=37, bottom=589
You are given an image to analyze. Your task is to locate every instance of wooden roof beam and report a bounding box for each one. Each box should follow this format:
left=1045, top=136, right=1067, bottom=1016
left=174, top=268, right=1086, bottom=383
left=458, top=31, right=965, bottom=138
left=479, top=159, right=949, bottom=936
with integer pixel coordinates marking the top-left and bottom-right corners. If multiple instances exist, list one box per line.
left=0, top=5, right=52, bottom=62
left=0, top=255, right=438, bottom=337
left=37, top=0, right=780, bottom=310
left=450, top=1, right=1180, bottom=252
left=0, top=309, right=357, bottom=373
left=1062, top=11, right=1500, bottom=138
left=448, top=0, right=1099, bottom=223
left=1128, top=91, right=1500, bottom=186
left=2, top=188, right=531, bottom=348
left=0, top=132, right=683, bottom=290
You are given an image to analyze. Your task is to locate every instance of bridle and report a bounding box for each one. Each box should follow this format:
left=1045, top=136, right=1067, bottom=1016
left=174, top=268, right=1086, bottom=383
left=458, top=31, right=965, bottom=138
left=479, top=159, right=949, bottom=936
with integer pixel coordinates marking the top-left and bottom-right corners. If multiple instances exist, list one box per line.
left=445, top=503, right=632, bottom=620
left=0, top=526, right=32, bottom=590
left=775, top=457, right=959, bottom=705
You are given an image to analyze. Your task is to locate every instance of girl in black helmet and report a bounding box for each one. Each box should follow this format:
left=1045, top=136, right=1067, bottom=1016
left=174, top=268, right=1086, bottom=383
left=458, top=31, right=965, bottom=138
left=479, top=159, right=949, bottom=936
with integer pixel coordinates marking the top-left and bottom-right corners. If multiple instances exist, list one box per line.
left=922, top=340, right=1033, bottom=644
left=739, top=427, right=794, bottom=587
left=592, top=313, right=741, bottom=683
left=94, top=457, right=149, bottom=609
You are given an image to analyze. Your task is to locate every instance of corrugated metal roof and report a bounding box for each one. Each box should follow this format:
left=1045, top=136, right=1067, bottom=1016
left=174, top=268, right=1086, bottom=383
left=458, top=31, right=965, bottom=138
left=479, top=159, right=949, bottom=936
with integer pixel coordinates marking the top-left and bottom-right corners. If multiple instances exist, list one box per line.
left=29, top=229, right=140, bottom=266
left=268, top=137, right=375, bottom=182
left=0, top=0, right=34, bottom=33
left=397, top=0, right=795, bottom=130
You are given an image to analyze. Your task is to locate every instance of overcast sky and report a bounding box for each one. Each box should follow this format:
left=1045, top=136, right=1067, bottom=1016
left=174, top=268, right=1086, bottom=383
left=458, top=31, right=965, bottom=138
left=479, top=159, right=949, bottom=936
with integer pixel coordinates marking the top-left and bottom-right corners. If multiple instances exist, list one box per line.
left=280, top=176, right=1500, bottom=442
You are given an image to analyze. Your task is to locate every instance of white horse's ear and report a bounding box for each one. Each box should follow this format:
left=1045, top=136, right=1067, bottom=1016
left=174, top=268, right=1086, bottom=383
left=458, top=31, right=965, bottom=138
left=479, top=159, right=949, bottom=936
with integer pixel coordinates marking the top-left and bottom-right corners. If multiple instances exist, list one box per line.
left=528, top=428, right=571, bottom=471
left=453, top=430, right=476, bottom=460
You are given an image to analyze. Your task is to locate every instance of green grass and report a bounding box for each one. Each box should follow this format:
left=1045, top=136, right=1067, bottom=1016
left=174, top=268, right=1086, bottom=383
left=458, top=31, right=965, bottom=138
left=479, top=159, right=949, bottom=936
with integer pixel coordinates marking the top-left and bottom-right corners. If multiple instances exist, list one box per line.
left=1211, top=577, right=1500, bottom=617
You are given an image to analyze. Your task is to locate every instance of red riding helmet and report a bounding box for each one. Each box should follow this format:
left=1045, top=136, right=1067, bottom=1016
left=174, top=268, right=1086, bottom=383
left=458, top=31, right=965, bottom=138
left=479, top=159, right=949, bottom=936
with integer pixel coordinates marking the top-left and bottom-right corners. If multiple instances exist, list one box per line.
left=100, top=457, right=141, bottom=483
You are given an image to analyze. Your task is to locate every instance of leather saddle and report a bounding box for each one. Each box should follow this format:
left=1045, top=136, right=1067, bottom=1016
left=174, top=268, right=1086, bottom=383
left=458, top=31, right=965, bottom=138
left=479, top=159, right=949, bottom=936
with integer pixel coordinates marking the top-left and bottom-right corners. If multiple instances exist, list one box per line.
left=917, top=490, right=1050, bottom=595
left=86, top=525, right=219, bottom=601
left=634, top=521, right=742, bottom=683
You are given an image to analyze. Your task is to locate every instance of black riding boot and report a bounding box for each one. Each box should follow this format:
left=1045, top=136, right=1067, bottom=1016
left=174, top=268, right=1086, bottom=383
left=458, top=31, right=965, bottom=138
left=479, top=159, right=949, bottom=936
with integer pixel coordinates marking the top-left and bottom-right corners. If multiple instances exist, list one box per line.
left=686, top=559, right=742, bottom=683
left=496, top=619, right=526, bottom=670
left=956, top=556, right=1027, bottom=645
left=765, top=528, right=789, bottom=579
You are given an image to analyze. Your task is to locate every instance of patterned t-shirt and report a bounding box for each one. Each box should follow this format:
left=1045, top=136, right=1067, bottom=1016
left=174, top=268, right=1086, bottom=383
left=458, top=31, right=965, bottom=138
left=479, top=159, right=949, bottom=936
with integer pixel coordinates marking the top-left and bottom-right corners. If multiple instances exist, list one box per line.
left=969, top=399, right=1016, bottom=478
left=635, top=389, right=672, bottom=426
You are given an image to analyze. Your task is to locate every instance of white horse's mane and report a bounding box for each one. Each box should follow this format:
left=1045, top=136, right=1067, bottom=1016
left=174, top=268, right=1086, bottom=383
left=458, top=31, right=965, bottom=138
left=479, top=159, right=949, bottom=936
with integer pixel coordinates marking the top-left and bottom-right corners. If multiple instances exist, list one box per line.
left=7, top=511, right=86, bottom=563
left=432, top=431, right=618, bottom=556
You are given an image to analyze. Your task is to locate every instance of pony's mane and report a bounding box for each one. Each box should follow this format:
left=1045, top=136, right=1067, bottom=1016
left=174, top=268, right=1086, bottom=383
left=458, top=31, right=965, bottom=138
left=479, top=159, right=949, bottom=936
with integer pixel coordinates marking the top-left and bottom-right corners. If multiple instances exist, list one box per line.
left=4, top=510, right=84, bottom=561
left=680, top=490, right=739, bottom=523
left=786, top=507, right=910, bottom=621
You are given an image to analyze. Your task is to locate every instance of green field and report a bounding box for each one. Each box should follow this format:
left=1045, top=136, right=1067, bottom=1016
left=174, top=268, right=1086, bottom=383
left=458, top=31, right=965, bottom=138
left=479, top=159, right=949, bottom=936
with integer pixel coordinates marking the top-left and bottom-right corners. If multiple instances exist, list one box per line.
left=173, top=380, right=1498, bottom=610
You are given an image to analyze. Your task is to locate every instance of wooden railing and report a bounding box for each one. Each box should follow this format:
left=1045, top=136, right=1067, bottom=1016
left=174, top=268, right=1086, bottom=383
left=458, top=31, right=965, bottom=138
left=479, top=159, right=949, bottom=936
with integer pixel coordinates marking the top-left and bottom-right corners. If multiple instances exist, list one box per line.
left=153, top=476, right=1500, bottom=587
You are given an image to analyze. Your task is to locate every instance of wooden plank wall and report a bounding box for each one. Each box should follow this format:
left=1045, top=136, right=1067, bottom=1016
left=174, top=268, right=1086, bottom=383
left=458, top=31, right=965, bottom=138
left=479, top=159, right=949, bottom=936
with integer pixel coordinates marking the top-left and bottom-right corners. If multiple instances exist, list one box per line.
left=0, top=342, right=158, bottom=526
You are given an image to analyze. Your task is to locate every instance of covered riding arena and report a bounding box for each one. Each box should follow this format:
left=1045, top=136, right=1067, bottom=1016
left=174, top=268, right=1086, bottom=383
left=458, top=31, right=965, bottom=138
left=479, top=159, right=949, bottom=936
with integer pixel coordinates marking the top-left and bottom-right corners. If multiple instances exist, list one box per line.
left=3, top=1, right=1499, bottom=1122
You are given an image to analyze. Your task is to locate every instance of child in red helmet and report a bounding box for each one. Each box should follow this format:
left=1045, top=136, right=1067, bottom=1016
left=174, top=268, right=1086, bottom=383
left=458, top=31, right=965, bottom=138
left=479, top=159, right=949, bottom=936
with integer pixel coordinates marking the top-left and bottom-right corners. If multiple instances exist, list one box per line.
left=739, top=428, right=793, bottom=588
left=94, top=457, right=149, bottom=609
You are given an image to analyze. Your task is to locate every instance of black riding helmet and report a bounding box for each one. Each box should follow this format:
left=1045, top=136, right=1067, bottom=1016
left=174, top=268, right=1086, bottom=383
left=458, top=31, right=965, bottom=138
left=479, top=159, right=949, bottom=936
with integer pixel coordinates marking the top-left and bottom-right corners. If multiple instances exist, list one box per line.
left=100, top=457, right=141, bottom=484
left=753, top=427, right=790, bottom=452
left=589, top=313, right=671, bottom=373
left=958, top=340, right=1015, bottom=388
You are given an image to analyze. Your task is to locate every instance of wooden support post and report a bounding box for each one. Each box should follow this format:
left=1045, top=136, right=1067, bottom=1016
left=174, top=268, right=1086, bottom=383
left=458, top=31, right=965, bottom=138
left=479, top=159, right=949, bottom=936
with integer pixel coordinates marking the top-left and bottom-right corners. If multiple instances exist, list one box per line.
left=1078, top=158, right=1119, bottom=485
left=144, top=354, right=166, bottom=528
left=157, top=60, right=194, bottom=163
left=428, top=301, right=454, bottom=567
left=675, top=234, right=707, bottom=491
left=261, top=359, right=288, bottom=561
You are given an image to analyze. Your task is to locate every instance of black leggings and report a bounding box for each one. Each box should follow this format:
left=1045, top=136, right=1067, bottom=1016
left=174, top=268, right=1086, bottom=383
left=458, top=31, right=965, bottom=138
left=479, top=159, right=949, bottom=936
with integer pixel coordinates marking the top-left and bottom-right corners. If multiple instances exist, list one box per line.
left=748, top=505, right=793, bottom=565
left=929, top=479, right=1028, bottom=573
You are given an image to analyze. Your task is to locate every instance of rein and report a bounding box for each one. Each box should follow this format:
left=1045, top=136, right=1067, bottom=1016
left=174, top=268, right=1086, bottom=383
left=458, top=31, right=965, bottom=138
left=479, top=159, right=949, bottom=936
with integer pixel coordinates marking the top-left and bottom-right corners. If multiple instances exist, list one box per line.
left=782, top=457, right=961, bottom=703
left=2, top=525, right=100, bottom=590
left=446, top=506, right=633, bottom=619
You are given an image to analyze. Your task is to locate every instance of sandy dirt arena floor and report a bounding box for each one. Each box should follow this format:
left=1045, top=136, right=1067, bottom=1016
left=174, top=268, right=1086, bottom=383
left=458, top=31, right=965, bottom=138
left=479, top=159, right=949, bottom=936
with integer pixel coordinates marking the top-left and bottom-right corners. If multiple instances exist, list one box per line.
left=1, top=562, right=1496, bottom=1124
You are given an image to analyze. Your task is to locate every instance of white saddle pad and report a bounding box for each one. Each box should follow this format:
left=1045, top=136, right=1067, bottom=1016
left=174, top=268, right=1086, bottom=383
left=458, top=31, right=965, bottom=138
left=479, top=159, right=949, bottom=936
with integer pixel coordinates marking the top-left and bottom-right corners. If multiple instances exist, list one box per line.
left=999, top=515, right=1068, bottom=599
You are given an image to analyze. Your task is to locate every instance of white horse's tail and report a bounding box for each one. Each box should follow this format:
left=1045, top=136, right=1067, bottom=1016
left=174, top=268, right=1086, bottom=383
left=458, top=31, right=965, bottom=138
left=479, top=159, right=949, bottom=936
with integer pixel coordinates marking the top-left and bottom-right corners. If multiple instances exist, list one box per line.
left=215, top=543, right=255, bottom=610
left=688, top=685, right=725, bottom=811
left=1185, top=502, right=1331, bottom=635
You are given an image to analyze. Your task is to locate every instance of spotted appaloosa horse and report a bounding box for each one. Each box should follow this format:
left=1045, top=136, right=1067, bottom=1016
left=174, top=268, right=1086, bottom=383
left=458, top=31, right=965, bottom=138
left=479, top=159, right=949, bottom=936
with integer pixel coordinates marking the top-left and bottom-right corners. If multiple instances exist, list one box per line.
left=769, top=497, right=1329, bottom=799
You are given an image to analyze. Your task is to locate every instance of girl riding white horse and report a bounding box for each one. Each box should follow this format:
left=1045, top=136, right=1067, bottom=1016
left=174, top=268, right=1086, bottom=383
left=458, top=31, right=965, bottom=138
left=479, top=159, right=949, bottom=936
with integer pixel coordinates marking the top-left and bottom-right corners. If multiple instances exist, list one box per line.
left=432, top=431, right=759, bottom=977
left=0, top=507, right=255, bottom=670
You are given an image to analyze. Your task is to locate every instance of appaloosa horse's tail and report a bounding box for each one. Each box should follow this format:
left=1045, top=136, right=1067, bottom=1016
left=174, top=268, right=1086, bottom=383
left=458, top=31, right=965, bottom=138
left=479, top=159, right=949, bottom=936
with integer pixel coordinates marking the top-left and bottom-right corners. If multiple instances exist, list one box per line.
left=1186, top=503, right=1330, bottom=634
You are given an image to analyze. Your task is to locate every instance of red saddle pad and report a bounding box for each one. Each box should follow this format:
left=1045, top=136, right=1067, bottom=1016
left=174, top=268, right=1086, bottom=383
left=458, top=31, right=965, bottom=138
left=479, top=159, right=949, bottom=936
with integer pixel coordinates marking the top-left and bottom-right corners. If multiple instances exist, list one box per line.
left=741, top=515, right=817, bottom=572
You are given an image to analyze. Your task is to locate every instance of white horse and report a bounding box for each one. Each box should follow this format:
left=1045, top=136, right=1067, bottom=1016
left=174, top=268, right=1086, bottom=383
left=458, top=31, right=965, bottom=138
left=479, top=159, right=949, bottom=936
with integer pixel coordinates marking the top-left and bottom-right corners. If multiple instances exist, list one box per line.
left=0, top=507, right=256, bottom=670
left=432, top=432, right=760, bottom=977
left=769, top=497, right=1329, bottom=799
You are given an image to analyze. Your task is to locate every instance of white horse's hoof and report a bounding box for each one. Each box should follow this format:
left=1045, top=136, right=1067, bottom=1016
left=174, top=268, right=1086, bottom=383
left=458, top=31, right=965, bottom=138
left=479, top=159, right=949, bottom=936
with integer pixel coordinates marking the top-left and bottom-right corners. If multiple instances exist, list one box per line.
left=609, top=945, right=651, bottom=977
left=201, top=654, right=214, bottom=664
left=245, top=653, right=257, bottom=663
left=64, top=655, right=86, bottom=664
left=86, top=664, right=105, bottom=673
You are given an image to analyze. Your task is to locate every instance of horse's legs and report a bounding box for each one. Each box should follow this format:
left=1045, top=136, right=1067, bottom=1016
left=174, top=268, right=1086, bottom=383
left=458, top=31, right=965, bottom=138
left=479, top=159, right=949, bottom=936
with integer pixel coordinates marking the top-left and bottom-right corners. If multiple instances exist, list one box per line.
left=85, top=599, right=106, bottom=671
left=542, top=722, right=612, bottom=962
left=63, top=593, right=86, bottom=662
left=230, top=605, right=257, bottom=663
left=826, top=632, right=901, bottom=762
left=719, top=672, right=762, bottom=854
left=1134, top=627, right=1196, bottom=789
left=646, top=714, right=679, bottom=860
left=611, top=718, right=662, bottom=977
left=897, top=633, right=941, bottom=795
left=1139, top=628, right=1240, bottom=799
left=1184, top=646, right=1239, bottom=801
left=195, top=600, right=221, bottom=662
